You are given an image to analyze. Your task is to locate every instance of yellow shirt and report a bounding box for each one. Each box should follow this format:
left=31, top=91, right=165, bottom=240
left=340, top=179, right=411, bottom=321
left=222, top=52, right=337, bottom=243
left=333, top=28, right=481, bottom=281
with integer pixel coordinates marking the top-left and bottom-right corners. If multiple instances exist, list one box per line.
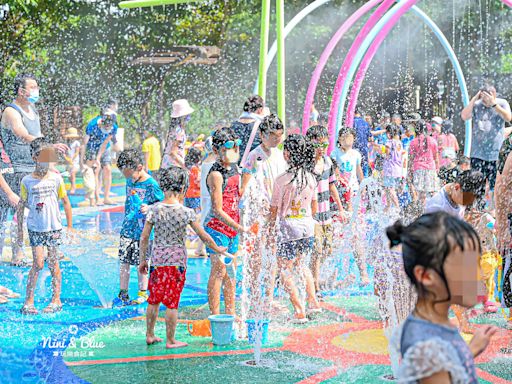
left=142, top=136, right=162, bottom=171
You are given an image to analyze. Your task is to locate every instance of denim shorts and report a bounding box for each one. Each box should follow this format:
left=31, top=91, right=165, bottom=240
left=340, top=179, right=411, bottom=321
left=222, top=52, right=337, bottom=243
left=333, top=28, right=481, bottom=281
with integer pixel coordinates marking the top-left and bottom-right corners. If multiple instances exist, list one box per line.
left=277, top=237, right=314, bottom=260
left=28, top=230, right=62, bottom=247
left=204, top=226, right=239, bottom=255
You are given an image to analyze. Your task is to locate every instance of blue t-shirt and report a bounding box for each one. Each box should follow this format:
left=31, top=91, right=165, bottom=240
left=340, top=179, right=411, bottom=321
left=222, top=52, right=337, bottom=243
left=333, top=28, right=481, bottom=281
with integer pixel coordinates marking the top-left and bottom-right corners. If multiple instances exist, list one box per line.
left=402, top=135, right=414, bottom=151
left=354, top=116, right=371, bottom=157
left=120, top=177, right=164, bottom=240
left=85, top=116, right=118, bottom=154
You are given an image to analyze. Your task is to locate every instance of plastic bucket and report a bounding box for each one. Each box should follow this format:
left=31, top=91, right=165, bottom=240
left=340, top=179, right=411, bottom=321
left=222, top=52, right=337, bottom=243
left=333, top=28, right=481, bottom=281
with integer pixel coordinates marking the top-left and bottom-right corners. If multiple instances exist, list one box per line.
left=208, top=315, right=234, bottom=345
left=246, top=319, right=270, bottom=344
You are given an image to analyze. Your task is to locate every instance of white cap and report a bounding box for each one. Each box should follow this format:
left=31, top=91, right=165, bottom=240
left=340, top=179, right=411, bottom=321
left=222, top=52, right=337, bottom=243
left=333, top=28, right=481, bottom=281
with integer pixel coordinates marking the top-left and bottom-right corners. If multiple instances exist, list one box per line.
left=432, top=116, right=443, bottom=125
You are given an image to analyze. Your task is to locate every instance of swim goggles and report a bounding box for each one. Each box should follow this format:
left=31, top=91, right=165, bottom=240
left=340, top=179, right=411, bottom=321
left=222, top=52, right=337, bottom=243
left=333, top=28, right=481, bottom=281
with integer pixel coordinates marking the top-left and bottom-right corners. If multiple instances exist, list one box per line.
left=313, top=142, right=329, bottom=149
left=223, top=139, right=242, bottom=149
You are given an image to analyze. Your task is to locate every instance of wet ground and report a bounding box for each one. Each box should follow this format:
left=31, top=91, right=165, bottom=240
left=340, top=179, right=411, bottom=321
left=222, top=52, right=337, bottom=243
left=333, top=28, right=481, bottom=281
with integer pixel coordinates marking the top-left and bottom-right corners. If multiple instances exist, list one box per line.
left=1, top=176, right=511, bottom=384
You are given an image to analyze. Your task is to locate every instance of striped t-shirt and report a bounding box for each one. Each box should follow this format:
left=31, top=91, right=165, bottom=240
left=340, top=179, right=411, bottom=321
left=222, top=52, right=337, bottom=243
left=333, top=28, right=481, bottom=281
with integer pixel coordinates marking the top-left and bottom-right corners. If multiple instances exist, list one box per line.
left=314, top=155, right=336, bottom=225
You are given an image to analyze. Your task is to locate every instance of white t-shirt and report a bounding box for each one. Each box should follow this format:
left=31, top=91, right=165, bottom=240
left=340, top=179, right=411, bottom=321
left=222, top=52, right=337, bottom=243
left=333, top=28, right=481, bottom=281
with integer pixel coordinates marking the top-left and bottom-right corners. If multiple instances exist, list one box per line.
left=200, top=160, right=215, bottom=225
left=425, top=188, right=464, bottom=219
left=331, top=147, right=362, bottom=192
left=21, top=172, right=67, bottom=232
left=242, top=145, right=286, bottom=205
left=68, top=140, right=80, bottom=167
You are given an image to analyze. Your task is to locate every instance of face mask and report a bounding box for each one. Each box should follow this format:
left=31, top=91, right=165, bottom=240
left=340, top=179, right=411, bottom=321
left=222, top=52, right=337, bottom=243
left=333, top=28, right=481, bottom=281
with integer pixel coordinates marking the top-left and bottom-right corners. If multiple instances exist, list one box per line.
left=27, top=89, right=40, bottom=104
left=100, top=127, right=112, bottom=135
left=225, top=148, right=239, bottom=163
left=35, top=162, right=50, bottom=175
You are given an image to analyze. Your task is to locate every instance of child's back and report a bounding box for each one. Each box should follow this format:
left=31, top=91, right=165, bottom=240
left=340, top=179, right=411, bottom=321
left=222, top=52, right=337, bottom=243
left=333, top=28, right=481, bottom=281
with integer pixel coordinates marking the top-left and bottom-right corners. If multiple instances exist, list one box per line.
left=148, top=202, right=196, bottom=267
left=383, top=139, right=402, bottom=178
left=394, top=315, right=477, bottom=383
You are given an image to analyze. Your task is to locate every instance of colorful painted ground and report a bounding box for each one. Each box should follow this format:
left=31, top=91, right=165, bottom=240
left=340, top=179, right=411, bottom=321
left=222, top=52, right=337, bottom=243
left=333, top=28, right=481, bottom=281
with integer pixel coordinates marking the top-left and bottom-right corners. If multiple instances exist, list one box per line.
left=1, top=193, right=512, bottom=383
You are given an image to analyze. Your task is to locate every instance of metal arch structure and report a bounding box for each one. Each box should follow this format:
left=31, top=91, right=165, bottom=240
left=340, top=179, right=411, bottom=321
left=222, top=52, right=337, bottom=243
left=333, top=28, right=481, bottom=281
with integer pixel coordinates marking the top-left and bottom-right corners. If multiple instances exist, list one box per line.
left=331, top=0, right=512, bottom=156
left=344, top=5, right=471, bottom=153
left=253, top=0, right=331, bottom=95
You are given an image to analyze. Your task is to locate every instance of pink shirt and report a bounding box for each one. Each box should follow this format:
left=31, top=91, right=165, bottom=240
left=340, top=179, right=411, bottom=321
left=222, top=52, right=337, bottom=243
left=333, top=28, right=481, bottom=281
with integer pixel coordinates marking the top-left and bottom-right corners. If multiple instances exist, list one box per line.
left=271, top=171, right=317, bottom=242
left=409, top=135, right=439, bottom=171
left=437, top=133, right=459, bottom=167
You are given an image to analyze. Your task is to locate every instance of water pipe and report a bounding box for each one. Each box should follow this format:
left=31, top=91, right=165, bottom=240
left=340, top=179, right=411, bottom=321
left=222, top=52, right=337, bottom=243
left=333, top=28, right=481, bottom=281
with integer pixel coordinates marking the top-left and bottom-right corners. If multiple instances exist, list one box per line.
left=253, top=0, right=331, bottom=95
left=325, top=0, right=396, bottom=152
left=302, top=0, right=382, bottom=134
left=330, top=0, right=418, bottom=153
left=258, top=0, right=272, bottom=99
left=276, top=0, right=286, bottom=125
left=344, top=5, right=471, bottom=155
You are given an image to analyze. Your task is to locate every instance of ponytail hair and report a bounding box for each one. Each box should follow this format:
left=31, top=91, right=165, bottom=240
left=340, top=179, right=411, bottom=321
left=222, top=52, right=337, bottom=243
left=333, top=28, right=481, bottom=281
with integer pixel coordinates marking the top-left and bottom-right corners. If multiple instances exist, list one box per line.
left=386, top=212, right=481, bottom=303
left=283, top=134, right=315, bottom=192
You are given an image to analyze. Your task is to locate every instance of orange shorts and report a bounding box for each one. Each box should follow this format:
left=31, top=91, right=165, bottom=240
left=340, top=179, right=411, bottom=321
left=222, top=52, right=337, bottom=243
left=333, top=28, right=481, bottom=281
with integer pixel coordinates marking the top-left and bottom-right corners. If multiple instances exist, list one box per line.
left=147, top=266, right=186, bottom=309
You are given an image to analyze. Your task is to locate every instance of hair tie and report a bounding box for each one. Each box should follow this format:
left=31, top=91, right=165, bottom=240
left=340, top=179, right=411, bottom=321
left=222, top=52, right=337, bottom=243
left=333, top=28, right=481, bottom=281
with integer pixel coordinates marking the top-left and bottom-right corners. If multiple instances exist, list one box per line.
left=391, top=239, right=401, bottom=246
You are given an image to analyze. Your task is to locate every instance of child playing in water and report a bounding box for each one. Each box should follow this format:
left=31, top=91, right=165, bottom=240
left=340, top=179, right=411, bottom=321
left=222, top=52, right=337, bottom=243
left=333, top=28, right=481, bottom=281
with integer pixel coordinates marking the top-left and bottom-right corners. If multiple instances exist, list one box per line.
left=204, top=127, right=247, bottom=315
left=139, top=166, right=226, bottom=348
left=331, top=126, right=364, bottom=197
left=113, top=149, right=164, bottom=306
left=306, top=125, right=343, bottom=294
left=241, top=114, right=286, bottom=315
left=388, top=212, right=497, bottom=383
left=184, top=147, right=203, bottom=256
left=268, top=135, right=322, bottom=323
left=20, top=138, right=73, bottom=314
left=425, top=169, right=485, bottom=334
left=377, top=124, right=403, bottom=210
left=331, top=126, right=369, bottom=285
left=63, top=128, right=81, bottom=195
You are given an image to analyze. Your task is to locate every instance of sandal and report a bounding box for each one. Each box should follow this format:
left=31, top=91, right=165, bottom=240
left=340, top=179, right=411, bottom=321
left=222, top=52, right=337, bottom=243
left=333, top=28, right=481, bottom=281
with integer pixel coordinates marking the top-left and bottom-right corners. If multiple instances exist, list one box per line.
left=42, top=303, right=63, bottom=314
left=21, top=304, right=39, bottom=315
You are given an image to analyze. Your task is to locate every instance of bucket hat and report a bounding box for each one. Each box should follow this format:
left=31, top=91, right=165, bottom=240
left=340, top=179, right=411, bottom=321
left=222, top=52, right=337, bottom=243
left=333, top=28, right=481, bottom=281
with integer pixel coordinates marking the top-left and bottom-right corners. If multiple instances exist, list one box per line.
left=171, top=99, right=194, bottom=118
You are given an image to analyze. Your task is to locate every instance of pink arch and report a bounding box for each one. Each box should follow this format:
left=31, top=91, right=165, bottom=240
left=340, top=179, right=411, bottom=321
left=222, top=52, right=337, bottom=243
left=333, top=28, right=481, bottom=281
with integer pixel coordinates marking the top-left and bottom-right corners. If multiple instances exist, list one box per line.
left=301, top=0, right=382, bottom=134
left=340, top=0, right=512, bottom=131
left=325, top=0, right=396, bottom=152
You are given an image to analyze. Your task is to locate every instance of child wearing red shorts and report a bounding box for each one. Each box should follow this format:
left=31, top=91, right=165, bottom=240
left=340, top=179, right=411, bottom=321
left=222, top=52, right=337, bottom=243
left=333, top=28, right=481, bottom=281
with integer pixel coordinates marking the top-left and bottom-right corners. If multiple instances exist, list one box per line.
left=139, top=166, right=226, bottom=348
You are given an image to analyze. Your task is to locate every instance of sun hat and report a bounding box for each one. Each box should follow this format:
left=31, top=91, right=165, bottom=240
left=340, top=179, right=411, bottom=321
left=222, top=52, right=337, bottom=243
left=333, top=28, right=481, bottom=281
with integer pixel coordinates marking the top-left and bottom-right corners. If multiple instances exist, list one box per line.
left=171, top=99, right=194, bottom=118
left=63, top=127, right=80, bottom=139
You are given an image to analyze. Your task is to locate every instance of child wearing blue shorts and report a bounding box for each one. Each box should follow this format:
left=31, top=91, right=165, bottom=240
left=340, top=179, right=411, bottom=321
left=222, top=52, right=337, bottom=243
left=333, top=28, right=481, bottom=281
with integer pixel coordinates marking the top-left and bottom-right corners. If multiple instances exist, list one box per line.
left=204, top=128, right=248, bottom=315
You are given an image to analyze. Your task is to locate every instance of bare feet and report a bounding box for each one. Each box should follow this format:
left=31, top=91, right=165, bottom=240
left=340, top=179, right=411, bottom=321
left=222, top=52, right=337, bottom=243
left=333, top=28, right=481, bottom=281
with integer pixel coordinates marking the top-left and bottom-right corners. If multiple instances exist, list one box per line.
left=103, top=199, right=115, bottom=205
left=146, top=335, right=163, bottom=345
left=360, top=272, right=370, bottom=287
left=166, top=340, right=188, bottom=349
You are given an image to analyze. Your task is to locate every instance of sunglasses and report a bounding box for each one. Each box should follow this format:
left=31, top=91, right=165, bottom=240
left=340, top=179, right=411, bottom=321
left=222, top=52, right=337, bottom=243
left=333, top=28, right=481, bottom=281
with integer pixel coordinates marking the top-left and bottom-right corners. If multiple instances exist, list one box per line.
left=313, top=142, right=329, bottom=149
left=223, top=139, right=242, bottom=149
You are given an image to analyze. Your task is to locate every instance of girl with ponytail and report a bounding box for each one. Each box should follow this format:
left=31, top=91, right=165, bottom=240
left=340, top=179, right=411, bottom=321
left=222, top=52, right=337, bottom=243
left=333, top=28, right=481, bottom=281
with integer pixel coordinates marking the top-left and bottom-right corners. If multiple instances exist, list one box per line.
left=268, top=135, right=321, bottom=323
left=388, top=212, right=497, bottom=383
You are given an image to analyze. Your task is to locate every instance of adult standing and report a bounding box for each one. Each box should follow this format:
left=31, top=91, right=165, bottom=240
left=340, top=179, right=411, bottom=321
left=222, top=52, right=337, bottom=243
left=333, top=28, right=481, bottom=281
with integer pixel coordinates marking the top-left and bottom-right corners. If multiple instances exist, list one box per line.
left=81, top=106, right=118, bottom=205
left=0, top=74, right=66, bottom=265
left=161, top=99, right=194, bottom=169
left=230, top=95, right=265, bottom=163
left=461, top=84, right=512, bottom=209
left=494, top=135, right=512, bottom=311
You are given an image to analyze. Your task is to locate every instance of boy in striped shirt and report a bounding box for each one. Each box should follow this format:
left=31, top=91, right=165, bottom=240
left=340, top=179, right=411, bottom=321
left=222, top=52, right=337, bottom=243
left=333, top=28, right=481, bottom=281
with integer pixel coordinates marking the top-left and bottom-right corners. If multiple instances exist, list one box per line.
left=306, top=126, right=344, bottom=294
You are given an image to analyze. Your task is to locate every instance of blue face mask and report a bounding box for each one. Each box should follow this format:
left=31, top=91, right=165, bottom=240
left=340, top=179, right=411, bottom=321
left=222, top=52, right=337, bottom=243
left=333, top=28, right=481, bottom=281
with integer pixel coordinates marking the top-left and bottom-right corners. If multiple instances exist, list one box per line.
left=27, top=89, right=40, bottom=104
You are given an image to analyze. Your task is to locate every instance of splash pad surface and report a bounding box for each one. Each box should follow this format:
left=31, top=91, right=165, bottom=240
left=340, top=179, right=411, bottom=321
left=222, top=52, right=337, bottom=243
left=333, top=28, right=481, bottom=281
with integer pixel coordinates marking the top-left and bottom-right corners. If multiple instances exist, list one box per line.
left=1, top=203, right=511, bottom=384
